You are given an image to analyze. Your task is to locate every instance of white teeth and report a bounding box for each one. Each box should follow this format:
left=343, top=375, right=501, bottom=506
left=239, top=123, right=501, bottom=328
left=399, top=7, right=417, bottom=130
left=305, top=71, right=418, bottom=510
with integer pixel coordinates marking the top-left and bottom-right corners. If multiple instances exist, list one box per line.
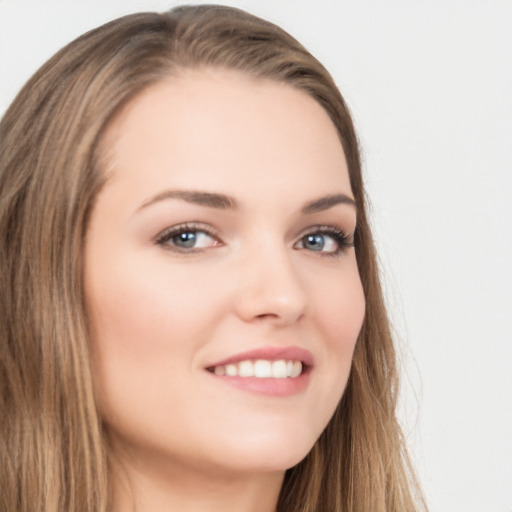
left=225, top=364, right=238, bottom=377
left=214, top=366, right=225, bottom=376
left=271, top=360, right=288, bottom=378
left=238, top=360, right=254, bottom=377
left=290, top=360, right=302, bottom=378
left=254, top=360, right=272, bottom=378
left=210, top=359, right=304, bottom=379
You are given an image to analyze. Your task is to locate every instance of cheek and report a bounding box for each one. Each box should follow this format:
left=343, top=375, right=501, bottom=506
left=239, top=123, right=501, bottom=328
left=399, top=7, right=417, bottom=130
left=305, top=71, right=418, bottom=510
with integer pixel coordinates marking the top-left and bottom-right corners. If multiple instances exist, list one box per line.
left=309, top=263, right=365, bottom=400
left=316, top=263, right=366, bottom=352
left=85, top=258, right=222, bottom=403
left=88, top=275, right=178, bottom=364
left=85, top=258, right=231, bottom=455
left=87, top=255, right=222, bottom=349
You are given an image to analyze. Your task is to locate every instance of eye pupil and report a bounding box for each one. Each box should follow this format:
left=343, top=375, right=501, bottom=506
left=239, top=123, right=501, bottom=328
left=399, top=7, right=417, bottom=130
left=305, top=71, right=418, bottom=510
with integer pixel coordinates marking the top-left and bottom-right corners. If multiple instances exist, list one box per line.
left=173, top=232, right=197, bottom=248
left=304, top=234, right=325, bottom=251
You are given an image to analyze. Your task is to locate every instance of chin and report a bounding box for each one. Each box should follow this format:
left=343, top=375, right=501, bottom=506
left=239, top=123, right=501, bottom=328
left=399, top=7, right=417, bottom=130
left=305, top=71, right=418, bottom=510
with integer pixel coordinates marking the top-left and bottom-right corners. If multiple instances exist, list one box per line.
left=202, top=427, right=319, bottom=474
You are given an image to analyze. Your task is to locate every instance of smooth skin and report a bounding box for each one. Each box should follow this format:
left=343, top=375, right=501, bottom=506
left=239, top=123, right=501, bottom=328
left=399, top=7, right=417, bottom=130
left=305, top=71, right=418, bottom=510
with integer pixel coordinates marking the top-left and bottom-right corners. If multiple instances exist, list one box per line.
left=85, top=69, right=366, bottom=512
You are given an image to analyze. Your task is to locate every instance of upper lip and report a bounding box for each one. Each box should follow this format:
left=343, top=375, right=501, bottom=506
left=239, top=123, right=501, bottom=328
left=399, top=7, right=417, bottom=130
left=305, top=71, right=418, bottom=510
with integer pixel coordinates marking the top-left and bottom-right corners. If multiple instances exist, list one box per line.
left=206, top=346, right=315, bottom=369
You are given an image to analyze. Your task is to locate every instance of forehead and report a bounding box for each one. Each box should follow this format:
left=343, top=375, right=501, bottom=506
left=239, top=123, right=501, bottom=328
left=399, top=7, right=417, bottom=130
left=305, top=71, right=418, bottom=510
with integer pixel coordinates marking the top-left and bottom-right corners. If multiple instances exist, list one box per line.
left=100, top=69, right=351, bottom=203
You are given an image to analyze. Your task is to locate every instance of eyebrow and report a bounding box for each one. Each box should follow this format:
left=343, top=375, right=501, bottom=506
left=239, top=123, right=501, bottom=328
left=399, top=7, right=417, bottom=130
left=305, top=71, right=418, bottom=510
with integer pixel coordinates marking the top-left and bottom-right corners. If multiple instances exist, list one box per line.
left=138, top=190, right=238, bottom=211
left=301, top=193, right=356, bottom=214
left=137, top=189, right=356, bottom=213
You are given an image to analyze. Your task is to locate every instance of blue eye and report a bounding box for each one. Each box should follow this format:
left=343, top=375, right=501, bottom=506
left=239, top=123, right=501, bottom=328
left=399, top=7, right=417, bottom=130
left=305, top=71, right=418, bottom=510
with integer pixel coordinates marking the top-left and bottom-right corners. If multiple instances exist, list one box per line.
left=301, top=234, right=334, bottom=252
left=156, top=225, right=219, bottom=252
left=295, top=228, right=353, bottom=255
left=172, top=231, right=202, bottom=249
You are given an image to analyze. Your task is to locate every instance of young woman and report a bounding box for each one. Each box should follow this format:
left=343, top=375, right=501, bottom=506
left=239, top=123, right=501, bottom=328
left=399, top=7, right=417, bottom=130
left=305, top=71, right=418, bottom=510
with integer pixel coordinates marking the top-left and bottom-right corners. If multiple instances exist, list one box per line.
left=0, top=5, right=426, bottom=512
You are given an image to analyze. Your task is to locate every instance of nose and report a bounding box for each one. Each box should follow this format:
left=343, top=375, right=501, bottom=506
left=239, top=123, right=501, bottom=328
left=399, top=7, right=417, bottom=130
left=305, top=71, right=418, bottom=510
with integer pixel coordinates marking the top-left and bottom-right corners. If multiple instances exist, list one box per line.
left=233, top=241, right=308, bottom=325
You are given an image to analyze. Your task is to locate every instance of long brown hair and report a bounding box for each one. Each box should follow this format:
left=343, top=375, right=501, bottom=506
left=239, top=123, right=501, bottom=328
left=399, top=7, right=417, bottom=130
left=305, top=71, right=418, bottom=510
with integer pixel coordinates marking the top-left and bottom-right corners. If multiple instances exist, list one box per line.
left=0, top=5, right=426, bottom=511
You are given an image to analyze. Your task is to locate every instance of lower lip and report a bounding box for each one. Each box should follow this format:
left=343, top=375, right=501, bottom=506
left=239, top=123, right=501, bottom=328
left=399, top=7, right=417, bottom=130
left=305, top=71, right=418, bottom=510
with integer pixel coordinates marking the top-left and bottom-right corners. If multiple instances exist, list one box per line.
left=206, top=369, right=311, bottom=397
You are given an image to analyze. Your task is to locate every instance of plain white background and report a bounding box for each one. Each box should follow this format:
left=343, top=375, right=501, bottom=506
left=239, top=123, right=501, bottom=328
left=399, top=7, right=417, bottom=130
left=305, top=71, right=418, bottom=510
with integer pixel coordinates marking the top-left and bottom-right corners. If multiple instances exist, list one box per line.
left=1, top=1, right=511, bottom=511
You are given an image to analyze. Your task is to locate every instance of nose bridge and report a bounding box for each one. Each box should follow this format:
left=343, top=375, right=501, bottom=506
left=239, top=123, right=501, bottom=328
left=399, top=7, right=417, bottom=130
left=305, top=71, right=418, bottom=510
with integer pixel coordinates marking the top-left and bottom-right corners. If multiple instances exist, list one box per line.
left=234, top=229, right=307, bottom=324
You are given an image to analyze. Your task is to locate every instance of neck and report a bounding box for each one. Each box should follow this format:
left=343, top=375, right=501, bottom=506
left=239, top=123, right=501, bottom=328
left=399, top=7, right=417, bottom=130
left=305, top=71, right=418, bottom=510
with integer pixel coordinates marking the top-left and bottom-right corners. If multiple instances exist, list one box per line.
left=108, top=449, right=284, bottom=512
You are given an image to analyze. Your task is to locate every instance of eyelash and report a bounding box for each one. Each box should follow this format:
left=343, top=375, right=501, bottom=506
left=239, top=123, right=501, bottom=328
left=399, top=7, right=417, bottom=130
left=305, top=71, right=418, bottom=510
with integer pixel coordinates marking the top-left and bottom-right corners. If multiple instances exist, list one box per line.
left=155, top=222, right=222, bottom=253
left=297, top=225, right=354, bottom=257
left=154, top=222, right=354, bottom=256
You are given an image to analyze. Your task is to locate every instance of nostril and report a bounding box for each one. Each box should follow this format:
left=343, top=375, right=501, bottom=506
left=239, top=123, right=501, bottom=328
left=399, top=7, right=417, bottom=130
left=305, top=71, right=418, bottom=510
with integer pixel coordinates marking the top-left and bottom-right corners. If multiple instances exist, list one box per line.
left=232, top=256, right=307, bottom=324
left=254, top=312, right=280, bottom=320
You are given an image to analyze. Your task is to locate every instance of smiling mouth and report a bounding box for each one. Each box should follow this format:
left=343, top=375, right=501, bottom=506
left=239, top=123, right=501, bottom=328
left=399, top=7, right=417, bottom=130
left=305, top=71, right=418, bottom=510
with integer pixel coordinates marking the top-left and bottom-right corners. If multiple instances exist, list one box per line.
left=207, top=359, right=304, bottom=379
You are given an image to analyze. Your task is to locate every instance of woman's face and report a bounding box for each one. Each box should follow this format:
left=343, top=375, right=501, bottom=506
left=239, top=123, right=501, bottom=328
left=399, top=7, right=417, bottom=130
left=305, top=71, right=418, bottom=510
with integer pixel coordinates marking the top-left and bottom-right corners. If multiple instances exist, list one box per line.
left=85, top=69, right=365, bottom=476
